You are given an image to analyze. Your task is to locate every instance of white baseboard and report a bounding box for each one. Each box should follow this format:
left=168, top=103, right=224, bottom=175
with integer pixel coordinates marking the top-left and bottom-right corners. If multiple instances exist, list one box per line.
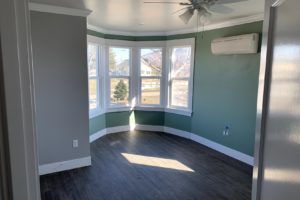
left=190, top=134, right=254, bottom=165
left=89, top=124, right=254, bottom=166
left=135, top=124, right=164, bottom=132
left=39, top=156, right=91, bottom=175
left=106, top=125, right=130, bottom=135
left=164, top=126, right=191, bottom=139
left=90, top=129, right=106, bottom=143
left=89, top=125, right=130, bottom=143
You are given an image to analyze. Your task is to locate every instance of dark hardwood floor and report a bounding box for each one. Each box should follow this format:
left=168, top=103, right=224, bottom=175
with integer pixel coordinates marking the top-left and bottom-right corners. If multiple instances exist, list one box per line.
left=40, top=131, right=253, bottom=200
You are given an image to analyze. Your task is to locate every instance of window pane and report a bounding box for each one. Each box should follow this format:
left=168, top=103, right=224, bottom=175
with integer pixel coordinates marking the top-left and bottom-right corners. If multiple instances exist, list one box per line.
left=109, top=47, right=130, bottom=76
left=141, top=48, right=162, bottom=76
left=88, top=44, right=97, bottom=77
left=171, top=80, right=188, bottom=107
left=171, top=47, right=191, bottom=78
left=89, top=79, right=98, bottom=110
left=110, top=78, right=129, bottom=105
left=141, top=78, right=160, bottom=105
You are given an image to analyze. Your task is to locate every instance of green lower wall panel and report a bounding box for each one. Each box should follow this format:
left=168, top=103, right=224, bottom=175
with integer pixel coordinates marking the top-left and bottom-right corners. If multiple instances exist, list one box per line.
left=89, top=114, right=106, bottom=135
left=134, top=111, right=165, bottom=126
left=89, top=111, right=165, bottom=135
left=164, top=113, right=191, bottom=132
left=88, top=21, right=263, bottom=157
left=105, top=111, right=131, bottom=128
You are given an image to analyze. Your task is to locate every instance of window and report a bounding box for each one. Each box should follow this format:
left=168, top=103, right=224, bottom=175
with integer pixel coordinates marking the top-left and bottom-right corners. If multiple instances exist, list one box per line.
left=169, top=45, right=193, bottom=110
left=140, top=48, right=162, bottom=105
left=88, top=43, right=101, bottom=114
left=87, top=36, right=194, bottom=117
left=109, top=47, right=131, bottom=106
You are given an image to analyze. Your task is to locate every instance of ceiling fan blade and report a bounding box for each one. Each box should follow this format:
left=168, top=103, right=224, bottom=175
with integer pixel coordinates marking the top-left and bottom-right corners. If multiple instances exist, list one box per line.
left=144, top=1, right=182, bottom=4
left=216, top=0, right=248, bottom=4
left=172, top=7, right=189, bottom=15
left=209, top=4, right=233, bottom=14
left=196, top=7, right=212, bottom=24
left=144, top=1, right=185, bottom=5
left=179, top=8, right=194, bottom=24
left=144, top=1, right=192, bottom=5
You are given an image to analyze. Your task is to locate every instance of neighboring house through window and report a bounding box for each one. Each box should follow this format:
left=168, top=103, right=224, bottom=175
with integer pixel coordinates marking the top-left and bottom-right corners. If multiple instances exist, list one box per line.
left=140, top=48, right=162, bottom=106
left=87, top=36, right=194, bottom=117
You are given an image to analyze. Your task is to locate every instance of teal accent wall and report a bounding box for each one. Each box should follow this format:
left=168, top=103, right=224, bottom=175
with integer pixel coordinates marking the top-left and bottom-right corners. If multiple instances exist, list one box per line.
left=105, top=112, right=131, bottom=127
left=169, top=21, right=262, bottom=156
left=164, top=113, right=191, bottom=132
left=88, top=21, right=263, bottom=156
left=134, top=111, right=165, bottom=126
left=89, top=111, right=164, bottom=135
left=89, top=114, right=106, bottom=135
left=190, top=22, right=262, bottom=156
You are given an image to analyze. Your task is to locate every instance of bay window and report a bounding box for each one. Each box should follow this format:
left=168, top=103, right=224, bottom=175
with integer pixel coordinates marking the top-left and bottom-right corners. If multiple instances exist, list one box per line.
left=87, top=36, right=194, bottom=117
left=170, top=46, right=192, bottom=108
left=87, top=43, right=101, bottom=116
left=140, top=48, right=162, bottom=106
left=167, top=38, right=194, bottom=115
left=108, top=47, right=131, bottom=106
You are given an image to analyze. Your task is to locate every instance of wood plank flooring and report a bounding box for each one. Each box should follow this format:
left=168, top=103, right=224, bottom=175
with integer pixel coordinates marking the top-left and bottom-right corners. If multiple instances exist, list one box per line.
left=40, top=131, right=253, bottom=200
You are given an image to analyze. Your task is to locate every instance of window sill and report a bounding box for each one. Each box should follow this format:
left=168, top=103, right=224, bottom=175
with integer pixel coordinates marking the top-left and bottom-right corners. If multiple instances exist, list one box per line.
left=89, top=109, right=104, bottom=119
left=164, top=108, right=192, bottom=117
left=134, top=106, right=164, bottom=112
left=89, top=106, right=192, bottom=119
left=106, top=106, right=132, bottom=113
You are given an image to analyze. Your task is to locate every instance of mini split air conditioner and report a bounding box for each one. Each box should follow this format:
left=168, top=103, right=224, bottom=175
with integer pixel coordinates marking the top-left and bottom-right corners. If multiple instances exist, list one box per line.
left=211, top=33, right=259, bottom=55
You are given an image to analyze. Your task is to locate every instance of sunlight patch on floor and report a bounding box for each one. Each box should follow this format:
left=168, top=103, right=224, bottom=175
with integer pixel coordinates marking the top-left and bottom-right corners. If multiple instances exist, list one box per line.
left=121, top=153, right=194, bottom=172
left=129, top=111, right=136, bottom=131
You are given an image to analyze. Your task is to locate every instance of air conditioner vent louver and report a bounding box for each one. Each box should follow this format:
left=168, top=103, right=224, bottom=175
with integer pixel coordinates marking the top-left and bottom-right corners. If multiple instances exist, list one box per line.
left=211, top=33, right=259, bottom=55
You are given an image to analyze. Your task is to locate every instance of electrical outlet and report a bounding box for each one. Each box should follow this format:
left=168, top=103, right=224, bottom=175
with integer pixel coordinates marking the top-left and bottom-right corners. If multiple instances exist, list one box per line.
left=73, top=139, right=78, bottom=148
left=223, top=126, right=230, bottom=136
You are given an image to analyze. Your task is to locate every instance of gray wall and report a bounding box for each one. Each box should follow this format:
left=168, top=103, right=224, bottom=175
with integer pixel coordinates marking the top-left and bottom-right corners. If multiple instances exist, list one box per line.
left=31, top=11, right=90, bottom=165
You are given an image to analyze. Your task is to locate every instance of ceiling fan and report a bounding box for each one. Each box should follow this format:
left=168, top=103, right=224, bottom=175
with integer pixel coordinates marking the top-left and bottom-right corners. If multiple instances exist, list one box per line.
left=144, top=0, right=248, bottom=25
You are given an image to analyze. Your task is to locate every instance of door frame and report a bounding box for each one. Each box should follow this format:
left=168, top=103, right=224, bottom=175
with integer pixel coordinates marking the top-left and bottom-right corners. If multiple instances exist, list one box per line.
left=251, top=0, right=286, bottom=199
left=0, top=0, right=40, bottom=199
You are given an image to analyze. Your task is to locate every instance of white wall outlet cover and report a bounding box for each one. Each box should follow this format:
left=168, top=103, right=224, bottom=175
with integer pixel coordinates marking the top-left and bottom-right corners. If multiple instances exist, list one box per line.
left=73, top=139, right=79, bottom=148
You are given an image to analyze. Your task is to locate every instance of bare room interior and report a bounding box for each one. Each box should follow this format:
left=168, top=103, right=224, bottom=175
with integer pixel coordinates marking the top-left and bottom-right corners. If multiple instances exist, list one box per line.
left=1, top=0, right=300, bottom=200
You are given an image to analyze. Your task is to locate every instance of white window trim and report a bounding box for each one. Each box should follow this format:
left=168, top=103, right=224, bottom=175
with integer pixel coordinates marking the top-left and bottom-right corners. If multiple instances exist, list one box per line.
left=138, top=47, right=164, bottom=107
left=136, top=41, right=167, bottom=109
left=87, top=36, right=106, bottom=118
left=105, top=43, right=133, bottom=110
left=166, top=38, right=195, bottom=115
left=87, top=37, right=195, bottom=118
left=105, top=45, right=132, bottom=111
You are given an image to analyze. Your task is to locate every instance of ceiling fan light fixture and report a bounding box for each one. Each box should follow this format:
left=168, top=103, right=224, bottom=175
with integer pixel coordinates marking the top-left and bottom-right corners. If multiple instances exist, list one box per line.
left=197, top=8, right=212, bottom=24
left=179, top=8, right=194, bottom=24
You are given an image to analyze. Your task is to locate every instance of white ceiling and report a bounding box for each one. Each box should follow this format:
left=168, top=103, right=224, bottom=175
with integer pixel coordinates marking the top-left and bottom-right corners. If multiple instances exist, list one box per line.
left=30, top=0, right=264, bottom=34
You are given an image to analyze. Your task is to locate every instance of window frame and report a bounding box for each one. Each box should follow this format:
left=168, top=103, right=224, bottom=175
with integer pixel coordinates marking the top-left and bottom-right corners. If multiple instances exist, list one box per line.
left=166, top=38, right=195, bottom=116
left=139, top=47, right=164, bottom=107
left=87, top=35, right=105, bottom=118
left=87, top=40, right=104, bottom=118
left=86, top=36, right=194, bottom=118
left=106, top=42, right=133, bottom=110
